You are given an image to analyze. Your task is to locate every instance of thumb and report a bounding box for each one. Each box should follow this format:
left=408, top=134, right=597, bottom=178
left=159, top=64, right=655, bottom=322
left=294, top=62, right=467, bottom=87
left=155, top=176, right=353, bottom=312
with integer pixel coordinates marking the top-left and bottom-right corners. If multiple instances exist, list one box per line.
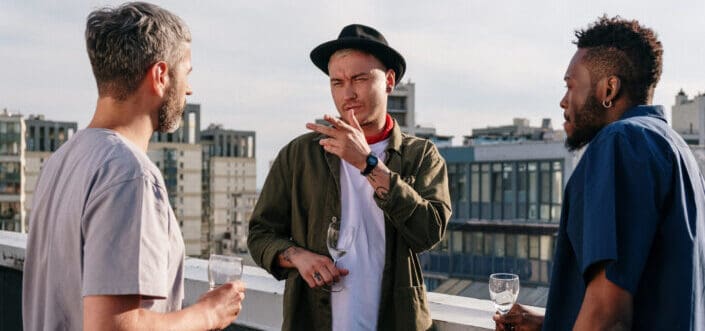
left=338, top=268, right=350, bottom=276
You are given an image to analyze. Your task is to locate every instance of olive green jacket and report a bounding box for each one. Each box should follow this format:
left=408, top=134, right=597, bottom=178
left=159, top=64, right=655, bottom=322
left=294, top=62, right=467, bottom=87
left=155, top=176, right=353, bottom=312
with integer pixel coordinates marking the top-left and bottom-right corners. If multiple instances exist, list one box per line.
left=247, top=123, right=451, bottom=331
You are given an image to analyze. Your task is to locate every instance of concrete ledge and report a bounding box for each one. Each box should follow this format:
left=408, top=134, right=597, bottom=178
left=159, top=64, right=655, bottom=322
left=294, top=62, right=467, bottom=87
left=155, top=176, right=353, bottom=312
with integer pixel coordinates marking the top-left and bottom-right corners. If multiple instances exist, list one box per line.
left=1, top=230, right=543, bottom=331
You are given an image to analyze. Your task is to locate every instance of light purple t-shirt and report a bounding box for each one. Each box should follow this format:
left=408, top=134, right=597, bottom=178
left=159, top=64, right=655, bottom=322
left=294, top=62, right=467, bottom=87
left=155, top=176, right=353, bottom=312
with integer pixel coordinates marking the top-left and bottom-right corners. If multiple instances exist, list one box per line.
left=22, top=128, right=185, bottom=330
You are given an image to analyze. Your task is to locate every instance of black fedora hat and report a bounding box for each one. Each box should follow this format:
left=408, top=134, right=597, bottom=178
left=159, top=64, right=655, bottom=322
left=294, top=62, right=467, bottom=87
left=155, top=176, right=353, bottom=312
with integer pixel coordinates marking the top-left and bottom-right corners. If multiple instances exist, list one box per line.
left=310, top=24, right=406, bottom=84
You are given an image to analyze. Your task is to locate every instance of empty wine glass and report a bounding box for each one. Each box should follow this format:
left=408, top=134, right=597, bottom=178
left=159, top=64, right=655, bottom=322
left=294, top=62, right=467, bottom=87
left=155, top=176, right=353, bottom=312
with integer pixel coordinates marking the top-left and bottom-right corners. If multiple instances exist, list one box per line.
left=489, top=273, right=520, bottom=315
left=208, top=254, right=243, bottom=291
left=325, top=219, right=356, bottom=292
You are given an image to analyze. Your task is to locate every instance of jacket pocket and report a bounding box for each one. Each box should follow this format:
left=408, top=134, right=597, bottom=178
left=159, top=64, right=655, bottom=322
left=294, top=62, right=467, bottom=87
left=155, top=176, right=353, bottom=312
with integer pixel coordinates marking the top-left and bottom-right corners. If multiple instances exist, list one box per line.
left=393, top=285, right=434, bottom=331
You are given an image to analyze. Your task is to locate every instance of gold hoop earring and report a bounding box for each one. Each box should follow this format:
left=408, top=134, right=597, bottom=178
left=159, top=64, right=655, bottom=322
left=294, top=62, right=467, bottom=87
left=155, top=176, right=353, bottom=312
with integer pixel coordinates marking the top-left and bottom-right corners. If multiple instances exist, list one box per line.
left=602, top=99, right=613, bottom=109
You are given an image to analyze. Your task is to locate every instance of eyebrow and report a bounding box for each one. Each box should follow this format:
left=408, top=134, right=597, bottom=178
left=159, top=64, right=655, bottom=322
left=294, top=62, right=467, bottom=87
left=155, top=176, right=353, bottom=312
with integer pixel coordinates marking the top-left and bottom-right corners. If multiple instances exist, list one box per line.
left=330, top=72, right=369, bottom=82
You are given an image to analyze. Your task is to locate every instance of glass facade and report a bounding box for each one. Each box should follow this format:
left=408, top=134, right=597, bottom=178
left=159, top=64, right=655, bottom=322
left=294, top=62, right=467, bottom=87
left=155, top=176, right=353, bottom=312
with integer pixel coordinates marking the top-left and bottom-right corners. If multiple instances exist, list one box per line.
left=423, top=229, right=556, bottom=286
left=450, top=160, right=563, bottom=222
left=0, top=122, right=21, bottom=156
left=424, top=158, right=565, bottom=289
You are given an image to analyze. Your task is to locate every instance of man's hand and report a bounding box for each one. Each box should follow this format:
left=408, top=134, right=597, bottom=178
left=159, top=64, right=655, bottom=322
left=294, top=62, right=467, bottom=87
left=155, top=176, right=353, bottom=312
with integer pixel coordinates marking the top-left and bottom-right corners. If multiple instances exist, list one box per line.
left=493, top=304, right=543, bottom=331
left=278, top=246, right=349, bottom=288
left=196, top=281, right=246, bottom=330
left=83, top=281, right=246, bottom=331
left=306, top=109, right=371, bottom=170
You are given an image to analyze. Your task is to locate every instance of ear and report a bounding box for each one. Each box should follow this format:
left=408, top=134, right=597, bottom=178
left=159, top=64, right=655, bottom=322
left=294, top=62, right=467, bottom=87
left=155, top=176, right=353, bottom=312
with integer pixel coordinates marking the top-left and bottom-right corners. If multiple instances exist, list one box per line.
left=148, top=61, right=170, bottom=97
left=385, top=69, right=396, bottom=93
left=597, top=75, right=621, bottom=105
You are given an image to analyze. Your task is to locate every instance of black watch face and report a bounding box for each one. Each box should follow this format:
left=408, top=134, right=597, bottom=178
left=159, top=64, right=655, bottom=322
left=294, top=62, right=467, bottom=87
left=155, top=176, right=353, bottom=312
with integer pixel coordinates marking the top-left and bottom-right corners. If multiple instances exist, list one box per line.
left=367, top=154, right=378, bottom=166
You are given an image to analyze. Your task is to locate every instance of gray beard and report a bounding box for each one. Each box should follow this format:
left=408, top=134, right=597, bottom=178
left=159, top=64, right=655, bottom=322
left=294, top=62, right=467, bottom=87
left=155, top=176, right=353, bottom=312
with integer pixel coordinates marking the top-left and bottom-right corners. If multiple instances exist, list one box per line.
left=157, top=86, right=183, bottom=133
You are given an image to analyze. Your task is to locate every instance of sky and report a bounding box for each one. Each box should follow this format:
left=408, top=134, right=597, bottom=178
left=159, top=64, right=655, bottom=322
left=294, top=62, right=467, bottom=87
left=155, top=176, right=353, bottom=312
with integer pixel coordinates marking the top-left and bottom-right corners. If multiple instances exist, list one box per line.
left=2, top=0, right=704, bottom=189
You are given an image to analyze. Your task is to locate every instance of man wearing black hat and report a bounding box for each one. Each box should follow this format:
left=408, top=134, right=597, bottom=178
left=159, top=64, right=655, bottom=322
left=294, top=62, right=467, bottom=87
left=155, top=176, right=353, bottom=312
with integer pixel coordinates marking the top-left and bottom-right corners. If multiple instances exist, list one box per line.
left=248, top=24, right=451, bottom=330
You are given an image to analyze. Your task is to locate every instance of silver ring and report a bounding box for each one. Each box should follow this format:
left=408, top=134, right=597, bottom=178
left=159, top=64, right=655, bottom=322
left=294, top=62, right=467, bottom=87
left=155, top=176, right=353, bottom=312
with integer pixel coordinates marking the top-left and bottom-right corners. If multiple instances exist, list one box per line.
left=313, top=272, right=322, bottom=282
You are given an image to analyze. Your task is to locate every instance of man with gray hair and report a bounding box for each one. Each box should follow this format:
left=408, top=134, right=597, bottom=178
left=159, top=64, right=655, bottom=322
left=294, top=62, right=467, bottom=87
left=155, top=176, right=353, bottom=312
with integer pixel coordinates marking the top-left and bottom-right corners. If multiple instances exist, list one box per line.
left=22, top=2, right=245, bottom=330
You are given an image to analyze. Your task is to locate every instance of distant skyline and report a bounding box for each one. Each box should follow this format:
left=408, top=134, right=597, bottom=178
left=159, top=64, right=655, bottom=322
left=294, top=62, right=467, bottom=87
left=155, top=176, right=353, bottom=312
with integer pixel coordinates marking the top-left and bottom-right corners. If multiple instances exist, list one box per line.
left=2, top=0, right=704, bottom=188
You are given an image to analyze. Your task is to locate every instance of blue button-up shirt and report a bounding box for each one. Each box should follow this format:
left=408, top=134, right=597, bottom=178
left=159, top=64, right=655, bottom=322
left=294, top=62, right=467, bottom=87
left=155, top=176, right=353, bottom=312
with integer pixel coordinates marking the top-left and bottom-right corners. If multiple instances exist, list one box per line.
left=543, top=105, right=705, bottom=330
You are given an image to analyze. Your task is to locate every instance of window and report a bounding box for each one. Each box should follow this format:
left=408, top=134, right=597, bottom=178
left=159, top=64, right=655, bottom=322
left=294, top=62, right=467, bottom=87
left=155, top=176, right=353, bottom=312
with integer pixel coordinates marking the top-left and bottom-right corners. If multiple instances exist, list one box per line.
left=451, top=231, right=463, bottom=253
left=388, top=96, right=407, bottom=110
left=503, top=163, right=515, bottom=219
left=470, top=164, right=480, bottom=218
left=463, top=232, right=474, bottom=253
left=506, top=234, right=517, bottom=257
left=540, top=235, right=553, bottom=261
left=517, top=234, right=528, bottom=258
left=473, top=232, right=484, bottom=255
left=483, top=233, right=495, bottom=256
left=528, top=162, right=538, bottom=220
left=491, top=163, right=503, bottom=219
left=540, top=162, right=551, bottom=221
left=552, top=161, right=563, bottom=221
left=481, top=164, right=490, bottom=219
left=529, top=235, right=539, bottom=259
left=494, top=233, right=505, bottom=257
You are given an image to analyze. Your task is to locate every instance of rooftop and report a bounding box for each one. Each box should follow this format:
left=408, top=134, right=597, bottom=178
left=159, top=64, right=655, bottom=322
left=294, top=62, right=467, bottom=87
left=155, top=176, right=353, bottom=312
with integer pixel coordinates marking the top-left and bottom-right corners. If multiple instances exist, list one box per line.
left=0, top=230, right=544, bottom=330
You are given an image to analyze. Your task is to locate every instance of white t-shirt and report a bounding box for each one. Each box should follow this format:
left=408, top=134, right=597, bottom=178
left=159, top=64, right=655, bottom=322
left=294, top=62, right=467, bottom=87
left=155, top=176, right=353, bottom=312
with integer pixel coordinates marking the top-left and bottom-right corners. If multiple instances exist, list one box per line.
left=332, top=139, right=388, bottom=330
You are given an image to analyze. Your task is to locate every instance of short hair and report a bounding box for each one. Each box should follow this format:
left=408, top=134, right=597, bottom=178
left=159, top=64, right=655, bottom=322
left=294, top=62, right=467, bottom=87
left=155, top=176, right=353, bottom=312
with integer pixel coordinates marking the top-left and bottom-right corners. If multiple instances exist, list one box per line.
left=574, top=15, right=663, bottom=104
left=85, top=2, right=191, bottom=100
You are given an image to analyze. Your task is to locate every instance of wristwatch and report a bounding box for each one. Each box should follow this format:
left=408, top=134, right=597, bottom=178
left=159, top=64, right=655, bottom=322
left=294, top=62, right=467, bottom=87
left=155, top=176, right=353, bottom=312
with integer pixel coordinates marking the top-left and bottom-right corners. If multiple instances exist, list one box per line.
left=361, top=153, right=378, bottom=176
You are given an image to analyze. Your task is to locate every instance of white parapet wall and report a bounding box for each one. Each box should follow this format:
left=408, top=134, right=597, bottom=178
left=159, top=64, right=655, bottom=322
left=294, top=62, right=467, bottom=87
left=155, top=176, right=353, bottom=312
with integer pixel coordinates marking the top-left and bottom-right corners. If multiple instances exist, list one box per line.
left=1, top=230, right=544, bottom=330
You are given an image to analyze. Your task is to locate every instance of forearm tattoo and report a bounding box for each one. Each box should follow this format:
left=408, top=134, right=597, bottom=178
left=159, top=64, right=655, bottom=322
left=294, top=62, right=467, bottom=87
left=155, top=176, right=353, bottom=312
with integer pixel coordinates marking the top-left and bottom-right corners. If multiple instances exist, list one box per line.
left=281, top=246, right=299, bottom=263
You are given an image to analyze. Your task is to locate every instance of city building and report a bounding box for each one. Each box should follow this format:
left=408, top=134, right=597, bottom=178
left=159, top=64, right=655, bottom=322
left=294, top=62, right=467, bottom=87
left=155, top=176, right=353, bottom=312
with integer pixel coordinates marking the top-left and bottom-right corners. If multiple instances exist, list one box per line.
left=422, top=129, right=577, bottom=306
left=672, top=89, right=705, bottom=145
left=200, top=125, right=256, bottom=256
left=147, top=143, right=203, bottom=256
left=221, top=191, right=259, bottom=254
left=0, top=110, right=25, bottom=233
left=463, top=117, right=563, bottom=146
left=23, top=115, right=77, bottom=226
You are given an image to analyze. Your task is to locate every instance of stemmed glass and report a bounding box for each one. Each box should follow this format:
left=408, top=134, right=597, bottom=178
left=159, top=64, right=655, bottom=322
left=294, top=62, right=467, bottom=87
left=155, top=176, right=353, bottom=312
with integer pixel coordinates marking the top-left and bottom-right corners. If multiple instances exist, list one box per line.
left=489, top=273, right=520, bottom=328
left=325, top=219, right=356, bottom=292
left=208, top=254, right=243, bottom=291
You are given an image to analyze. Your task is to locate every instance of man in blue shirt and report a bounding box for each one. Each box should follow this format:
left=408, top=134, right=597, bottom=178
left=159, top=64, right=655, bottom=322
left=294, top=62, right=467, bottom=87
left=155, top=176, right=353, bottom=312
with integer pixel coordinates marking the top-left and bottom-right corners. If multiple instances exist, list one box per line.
left=494, top=16, right=705, bottom=330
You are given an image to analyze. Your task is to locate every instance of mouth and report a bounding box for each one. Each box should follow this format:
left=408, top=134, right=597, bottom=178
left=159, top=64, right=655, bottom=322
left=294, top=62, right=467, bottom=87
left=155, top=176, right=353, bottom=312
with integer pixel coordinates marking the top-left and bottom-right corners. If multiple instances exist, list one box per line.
left=343, top=104, right=363, bottom=112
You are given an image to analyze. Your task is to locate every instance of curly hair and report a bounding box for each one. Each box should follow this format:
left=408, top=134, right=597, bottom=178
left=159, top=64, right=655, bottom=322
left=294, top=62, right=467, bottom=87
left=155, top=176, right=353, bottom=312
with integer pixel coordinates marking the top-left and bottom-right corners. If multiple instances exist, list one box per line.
left=574, top=15, right=663, bottom=104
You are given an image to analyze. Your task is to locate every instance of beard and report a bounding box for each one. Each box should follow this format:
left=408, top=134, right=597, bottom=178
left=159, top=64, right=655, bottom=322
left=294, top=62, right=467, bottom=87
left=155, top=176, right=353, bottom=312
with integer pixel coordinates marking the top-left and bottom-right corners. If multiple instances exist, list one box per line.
left=565, top=92, right=608, bottom=151
left=157, top=83, right=185, bottom=133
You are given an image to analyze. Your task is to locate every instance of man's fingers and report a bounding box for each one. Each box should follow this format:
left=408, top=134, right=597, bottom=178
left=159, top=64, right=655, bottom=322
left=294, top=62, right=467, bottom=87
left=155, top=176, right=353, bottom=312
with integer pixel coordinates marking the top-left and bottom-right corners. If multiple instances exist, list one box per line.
left=306, top=122, right=338, bottom=137
left=338, top=267, right=349, bottom=276
left=343, top=109, right=363, bottom=131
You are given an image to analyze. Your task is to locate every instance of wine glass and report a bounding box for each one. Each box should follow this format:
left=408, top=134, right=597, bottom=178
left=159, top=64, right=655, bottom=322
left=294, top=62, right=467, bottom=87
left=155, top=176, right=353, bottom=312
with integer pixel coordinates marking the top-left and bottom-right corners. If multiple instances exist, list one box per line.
left=208, top=254, right=243, bottom=291
left=489, top=273, right=520, bottom=316
left=325, top=219, right=356, bottom=292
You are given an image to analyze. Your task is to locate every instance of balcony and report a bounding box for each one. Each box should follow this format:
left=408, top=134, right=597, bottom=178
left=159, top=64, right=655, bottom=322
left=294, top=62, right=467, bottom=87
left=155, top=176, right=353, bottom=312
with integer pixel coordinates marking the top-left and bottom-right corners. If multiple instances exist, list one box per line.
left=0, top=230, right=543, bottom=330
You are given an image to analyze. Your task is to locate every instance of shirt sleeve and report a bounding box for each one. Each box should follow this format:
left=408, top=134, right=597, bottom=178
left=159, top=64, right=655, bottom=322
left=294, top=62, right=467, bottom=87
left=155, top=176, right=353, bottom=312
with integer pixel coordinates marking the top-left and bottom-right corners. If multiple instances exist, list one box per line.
left=578, top=129, right=671, bottom=294
left=81, top=176, right=170, bottom=298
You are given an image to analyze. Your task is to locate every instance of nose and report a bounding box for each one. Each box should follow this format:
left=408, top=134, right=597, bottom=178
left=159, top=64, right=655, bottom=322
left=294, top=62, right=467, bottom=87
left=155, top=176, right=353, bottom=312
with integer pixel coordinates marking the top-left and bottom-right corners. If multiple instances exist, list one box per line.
left=186, top=84, right=193, bottom=96
left=343, top=83, right=356, bottom=101
left=559, top=92, right=567, bottom=110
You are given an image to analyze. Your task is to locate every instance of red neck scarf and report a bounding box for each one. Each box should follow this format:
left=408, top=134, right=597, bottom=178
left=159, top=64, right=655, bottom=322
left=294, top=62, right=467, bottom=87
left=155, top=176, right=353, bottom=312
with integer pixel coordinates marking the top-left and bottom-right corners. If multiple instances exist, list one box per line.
left=366, top=114, right=394, bottom=145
